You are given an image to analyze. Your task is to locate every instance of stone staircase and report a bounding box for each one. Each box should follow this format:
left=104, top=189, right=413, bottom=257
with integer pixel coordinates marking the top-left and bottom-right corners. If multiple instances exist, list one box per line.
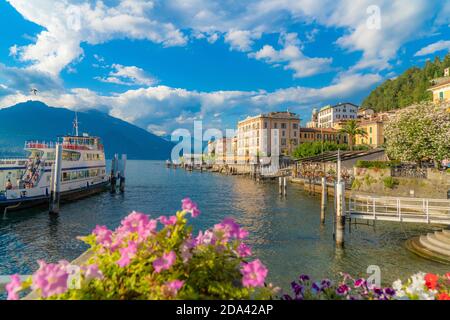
left=406, top=229, right=450, bottom=265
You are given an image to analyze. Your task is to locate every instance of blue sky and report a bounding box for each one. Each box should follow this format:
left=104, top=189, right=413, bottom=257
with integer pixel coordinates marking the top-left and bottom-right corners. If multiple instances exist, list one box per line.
left=0, top=0, right=449, bottom=136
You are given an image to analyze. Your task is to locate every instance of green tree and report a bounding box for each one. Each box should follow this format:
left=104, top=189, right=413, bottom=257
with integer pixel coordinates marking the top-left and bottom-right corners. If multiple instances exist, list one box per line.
left=339, top=120, right=367, bottom=151
left=384, top=102, right=450, bottom=165
left=362, top=53, right=450, bottom=111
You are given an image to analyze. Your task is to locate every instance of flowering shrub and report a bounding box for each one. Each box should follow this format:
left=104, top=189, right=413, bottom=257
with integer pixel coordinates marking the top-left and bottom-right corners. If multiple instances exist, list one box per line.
left=6, top=198, right=276, bottom=300
left=393, top=272, right=450, bottom=300
left=283, top=272, right=450, bottom=300
left=282, top=273, right=395, bottom=300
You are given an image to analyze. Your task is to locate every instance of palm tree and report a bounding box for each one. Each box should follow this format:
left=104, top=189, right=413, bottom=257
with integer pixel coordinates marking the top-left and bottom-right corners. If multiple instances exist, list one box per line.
left=339, top=120, right=367, bottom=151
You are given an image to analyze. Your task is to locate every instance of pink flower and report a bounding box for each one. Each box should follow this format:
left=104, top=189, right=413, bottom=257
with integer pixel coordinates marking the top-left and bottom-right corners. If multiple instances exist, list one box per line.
left=164, top=280, right=184, bottom=297
left=83, top=264, right=104, bottom=281
left=181, top=198, right=201, bottom=217
left=32, top=260, right=70, bottom=298
left=5, top=274, right=22, bottom=300
left=214, top=218, right=248, bottom=241
left=240, top=259, right=268, bottom=288
left=153, top=251, right=176, bottom=273
left=180, top=238, right=196, bottom=263
left=92, top=225, right=113, bottom=247
left=237, top=242, right=252, bottom=257
left=159, top=215, right=177, bottom=226
left=195, top=230, right=216, bottom=245
left=117, top=241, right=138, bottom=267
left=115, top=212, right=157, bottom=244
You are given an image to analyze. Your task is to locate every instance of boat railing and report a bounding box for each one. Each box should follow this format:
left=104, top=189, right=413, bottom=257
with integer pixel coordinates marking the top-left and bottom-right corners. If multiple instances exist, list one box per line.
left=24, top=141, right=56, bottom=149
left=62, top=143, right=104, bottom=151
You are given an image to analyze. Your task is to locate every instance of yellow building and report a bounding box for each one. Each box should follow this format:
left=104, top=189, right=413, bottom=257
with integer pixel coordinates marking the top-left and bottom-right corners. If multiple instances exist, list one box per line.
left=355, top=120, right=385, bottom=148
left=237, top=111, right=300, bottom=163
left=299, top=128, right=347, bottom=144
left=429, top=68, right=450, bottom=104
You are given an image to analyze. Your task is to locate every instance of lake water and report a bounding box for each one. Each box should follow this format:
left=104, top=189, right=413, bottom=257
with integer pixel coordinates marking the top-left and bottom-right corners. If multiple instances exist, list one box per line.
left=0, top=160, right=448, bottom=294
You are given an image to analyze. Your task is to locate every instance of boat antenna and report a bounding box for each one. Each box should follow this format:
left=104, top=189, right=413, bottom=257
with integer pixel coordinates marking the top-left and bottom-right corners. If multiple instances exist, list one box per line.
left=73, top=112, right=80, bottom=136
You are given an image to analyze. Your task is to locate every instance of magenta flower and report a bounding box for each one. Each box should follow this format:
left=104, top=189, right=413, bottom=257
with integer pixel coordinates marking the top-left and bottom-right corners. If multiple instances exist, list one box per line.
left=83, top=264, right=104, bottom=281
left=237, top=242, right=252, bottom=257
left=214, top=218, right=248, bottom=241
left=354, top=278, right=366, bottom=288
left=153, top=251, right=176, bottom=273
left=92, top=225, right=113, bottom=247
left=32, top=260, right=70, bottom=298
left=180, top=238, right=196, bottom=263
left=5, top=274, right=22, bottom=300
left=336, top=284, right=350, bottom=295
left=164, top=280, right=184, bottom=297
left=181, top=198, right=201, bottom=217
left=117, top=241, right=138, bottom=267
left=240, top=259, right=268, bottom=288
left=159, top=215, right=177, bottom=226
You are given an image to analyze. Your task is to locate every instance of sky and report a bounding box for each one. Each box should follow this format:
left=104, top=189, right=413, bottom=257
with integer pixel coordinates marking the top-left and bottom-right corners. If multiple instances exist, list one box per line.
left=0, top=0, right=449, bottom=137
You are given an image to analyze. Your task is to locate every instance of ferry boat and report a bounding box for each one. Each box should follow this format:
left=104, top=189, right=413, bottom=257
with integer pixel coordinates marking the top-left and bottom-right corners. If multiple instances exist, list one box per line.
left=0, top=118, right=109, bottom=211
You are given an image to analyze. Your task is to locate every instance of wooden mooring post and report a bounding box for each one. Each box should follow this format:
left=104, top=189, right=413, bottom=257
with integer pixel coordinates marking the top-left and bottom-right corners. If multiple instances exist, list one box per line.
left=49, top=143, right=62, bottom=214
left=279, top=176, right=287, bottom=197
left=119, top=154, right=127, bottom=193
left=110, top=153, right=118, bottom=193
left=335, top=181, right=346, bottom=248
left=49, top=144, right=62, bottom=214
left=320, top=177, right=327, bottom=224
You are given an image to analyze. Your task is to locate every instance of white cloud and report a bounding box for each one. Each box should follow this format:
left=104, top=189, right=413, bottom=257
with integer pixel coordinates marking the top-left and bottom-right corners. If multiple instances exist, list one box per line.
left=95, top=64, right=157, bottom=86
left=224, top=29, right=261, bottom=52
left=9, top=45, right=19, bottom=57
left=0, top=72, right=381, bottom=134
left=6, top=0, right=447, bottom=78
left=251, top=33, right=332, bottom=78
left=7, top=0, right=187, bottom=76
left=415, top=40, right=450, bottom=57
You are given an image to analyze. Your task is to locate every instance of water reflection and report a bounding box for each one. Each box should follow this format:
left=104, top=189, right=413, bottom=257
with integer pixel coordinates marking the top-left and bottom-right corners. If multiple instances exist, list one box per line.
left=0, top=161, right=448, bottom=293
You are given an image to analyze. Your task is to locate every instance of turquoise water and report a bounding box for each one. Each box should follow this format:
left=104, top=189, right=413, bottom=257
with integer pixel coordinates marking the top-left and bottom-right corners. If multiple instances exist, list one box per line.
left=0, top=160, right=448, bottom=293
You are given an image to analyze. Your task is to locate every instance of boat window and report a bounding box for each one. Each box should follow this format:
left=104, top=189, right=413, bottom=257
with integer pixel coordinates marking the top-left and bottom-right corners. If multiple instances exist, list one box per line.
left=62, top=151, right=81, bottom=161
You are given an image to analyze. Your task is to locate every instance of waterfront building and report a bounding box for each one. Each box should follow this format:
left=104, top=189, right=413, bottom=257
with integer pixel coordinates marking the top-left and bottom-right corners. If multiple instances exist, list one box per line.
left=355, top=119, right=385, bottom=147
left=299, top=127, right=347, bottom=144
left=215, top=137, right=234, bottom=164
left=317, top=102, right=359, bottom=128
left=237, top=111, right=300, bottom=163
left=429, top=67, right=450, bottom=104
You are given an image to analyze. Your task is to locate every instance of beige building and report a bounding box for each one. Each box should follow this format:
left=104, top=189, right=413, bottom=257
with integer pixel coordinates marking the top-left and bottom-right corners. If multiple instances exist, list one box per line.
left=355, top=120, right=385, bottom=148
left=237, top=111, right=300, bottom=163
left=429, top=69, right=450, bottom=104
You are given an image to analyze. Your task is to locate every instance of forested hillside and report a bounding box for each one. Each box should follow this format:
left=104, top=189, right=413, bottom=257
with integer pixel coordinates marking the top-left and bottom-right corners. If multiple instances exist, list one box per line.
left=362, top=54, right=450, bottom=111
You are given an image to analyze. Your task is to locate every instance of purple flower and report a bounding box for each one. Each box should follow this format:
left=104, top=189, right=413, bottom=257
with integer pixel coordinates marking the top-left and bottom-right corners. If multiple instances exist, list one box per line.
left=153, top=251, right=176, bottom=273
left=240, top=259, right=268, bottom=288
left=5, top=274, right=22, bottom=300
left=384, top=287, right=395, bottom=296
left=299, top=274, right=310, bottom=282
left=336, top=284, right=350, bottom=295
left=237, top=242, right=252, bottom=258
left=321, top=279, right=332, bottom=289
left=181, top=198, right=201, bottom=217
left=291, top=281, right=303, bottom=296
left=311, top=281, right=321, bottom=293
left=32, top=260, right=70, bottom=298
left=164, top=280, right=184, bottom=297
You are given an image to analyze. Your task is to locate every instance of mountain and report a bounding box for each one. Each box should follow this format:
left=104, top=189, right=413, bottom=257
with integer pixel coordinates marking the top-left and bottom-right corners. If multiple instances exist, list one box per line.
left=0, top=100, right=174, bottom=160
left=362, top=53, right=450, bottom=111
